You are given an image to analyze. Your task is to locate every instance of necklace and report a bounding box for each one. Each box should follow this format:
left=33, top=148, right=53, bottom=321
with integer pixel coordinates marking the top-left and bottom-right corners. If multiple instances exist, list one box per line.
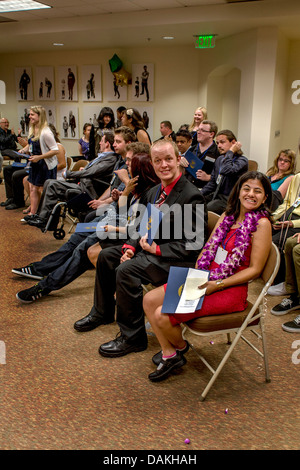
left=197, top=210, right=268, bottom=280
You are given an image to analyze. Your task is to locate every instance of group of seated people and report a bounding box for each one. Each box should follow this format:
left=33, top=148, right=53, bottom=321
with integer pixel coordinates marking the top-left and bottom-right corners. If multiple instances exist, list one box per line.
left=1, top=104, right=299, bottom=383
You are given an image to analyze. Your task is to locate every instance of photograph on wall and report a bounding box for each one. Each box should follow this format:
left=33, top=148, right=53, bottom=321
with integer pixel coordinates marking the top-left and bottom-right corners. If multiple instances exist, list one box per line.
left=105, top=64, right=127, bottom=102
left=131, top=64, right=154, bottom=102
left=57, top=66, right=78, bottom=101
left=44, top=105, right=57, bottom=128
left=59, top=104, right=79, bottom=140
left=15, top=67, right=33, bottom=101
left=81, top=65, right=102, bottom=102
left=18, top=105, right=31, bottom=136
left=35, top=66, right=55, bottom=101
left=82, top=105, right=103, bottom=130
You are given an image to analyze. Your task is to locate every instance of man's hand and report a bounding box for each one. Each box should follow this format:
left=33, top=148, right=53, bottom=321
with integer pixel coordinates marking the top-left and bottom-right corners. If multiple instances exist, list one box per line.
left=120, top=248, right=135, bottom=263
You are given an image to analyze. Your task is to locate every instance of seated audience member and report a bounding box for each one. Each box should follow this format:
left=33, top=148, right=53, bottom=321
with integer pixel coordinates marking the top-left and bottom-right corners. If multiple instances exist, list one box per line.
left=116, top=106, right=126, bottom=128
left=188, top=106, right=207, bottom=146
left=270, top=233, right=300, bottom=331
left=73, top=140, right=207, bottom=359
left=157, top=121, right=176, bottom=142
left=26, top=130, right=121, bottom=229
left=176, top=129, right=192, bottom=160
left=201, top=130, right=248, bottom=214
left=121, top=108, right=151, bottom=145
left=266, top=149, right=296, bottom=211
left=84, top=128, right=138, bottom=221
left=267, top=172, right=300, bottom=292
left=143, top=171, right=272, bottom=382
left=13, top=142, right=151, bottom=303
left=1, top=165, right=29, bottom=209
left=78, top=123, right=92, bottom=160
left=184, top=120, right=220, bottom=189
left=0, top=117, right=22, bottom=182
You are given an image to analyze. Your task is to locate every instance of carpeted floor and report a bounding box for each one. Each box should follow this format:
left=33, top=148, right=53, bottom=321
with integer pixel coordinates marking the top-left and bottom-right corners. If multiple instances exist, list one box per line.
left=0, top=181, right=299, bottom=451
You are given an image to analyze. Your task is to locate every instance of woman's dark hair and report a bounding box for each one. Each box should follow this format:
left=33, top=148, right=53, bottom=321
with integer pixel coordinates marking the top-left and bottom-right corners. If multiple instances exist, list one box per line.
left=225, top=171, right=273, bottom=219
left=130, top=152, right=160, bottom=196
left=48, top=123, right=60, bottom=143
left=125, top=108, right=145, bottom=130
left=97, top=107, right=115, bottom=129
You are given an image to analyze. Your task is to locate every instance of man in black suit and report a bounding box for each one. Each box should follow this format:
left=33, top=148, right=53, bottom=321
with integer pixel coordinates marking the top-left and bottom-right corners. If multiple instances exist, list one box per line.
left=74, top=139, right=208, bottom=358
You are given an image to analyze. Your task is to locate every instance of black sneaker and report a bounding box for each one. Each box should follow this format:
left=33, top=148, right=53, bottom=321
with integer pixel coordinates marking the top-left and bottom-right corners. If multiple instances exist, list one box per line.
left=16, top=284, right=50, bottom=303
left=148, top=352, right=186, bottom=382
left=152, top=341, right=190, bottom=366
left=12, top=264, right=43, bottom=280
left=271, top=296, right=300, bottom=316
left=282, top=315, right=300, bottom=333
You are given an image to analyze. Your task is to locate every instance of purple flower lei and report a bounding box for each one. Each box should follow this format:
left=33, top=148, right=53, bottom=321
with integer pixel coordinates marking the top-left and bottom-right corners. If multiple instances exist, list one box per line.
left=197, top=210, right=268, bottom=280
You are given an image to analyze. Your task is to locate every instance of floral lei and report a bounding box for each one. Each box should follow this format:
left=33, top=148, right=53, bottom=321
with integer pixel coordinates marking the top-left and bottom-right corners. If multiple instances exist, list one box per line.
left=197, top=210, right=268, bottom=280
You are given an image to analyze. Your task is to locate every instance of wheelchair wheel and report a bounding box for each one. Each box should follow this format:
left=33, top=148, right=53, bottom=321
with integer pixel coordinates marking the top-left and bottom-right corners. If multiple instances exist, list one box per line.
left=53, top=228, right=65, bottom=240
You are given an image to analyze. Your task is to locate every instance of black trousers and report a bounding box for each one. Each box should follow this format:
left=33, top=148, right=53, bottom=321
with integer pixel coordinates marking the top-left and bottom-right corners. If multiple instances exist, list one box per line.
left=90, top=246, right=171, bottom=343
left=3, top=165, right=27, bottom=206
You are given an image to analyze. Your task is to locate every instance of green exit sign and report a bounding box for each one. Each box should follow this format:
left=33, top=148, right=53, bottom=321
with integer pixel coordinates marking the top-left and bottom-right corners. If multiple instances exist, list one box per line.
left=195, top=35, right=215, bottom=49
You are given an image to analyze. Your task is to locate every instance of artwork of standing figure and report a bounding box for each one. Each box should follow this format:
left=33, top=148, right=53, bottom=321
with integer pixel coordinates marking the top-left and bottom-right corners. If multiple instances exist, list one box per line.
left=68, top=68, right=76, bottom=100
left=132, top=64, right=154, bottom=102
left=45, top=78, right=53, bottom=98
left=19, top=69, right=31, bottom=100
left=63, top=116, right=69, bottom=138
left=140, top=65, right=149, bottom=101
left=113, top=76, right=120, bottom=99
left=69, top=111, right=76, bottom=137
left=135, top=77, right=140, bottom=97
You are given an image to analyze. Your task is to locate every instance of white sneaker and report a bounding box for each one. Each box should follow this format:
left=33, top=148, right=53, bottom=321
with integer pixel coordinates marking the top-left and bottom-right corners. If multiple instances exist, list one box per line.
left=267, top=282, right=288, bottom=296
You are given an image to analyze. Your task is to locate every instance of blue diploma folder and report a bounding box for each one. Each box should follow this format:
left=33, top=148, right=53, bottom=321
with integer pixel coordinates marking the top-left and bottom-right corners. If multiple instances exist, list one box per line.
left=161, top=266, right=209, bottom=314
left=75, top=223, right=100, bottom=233
left=139, top=202, right=163, bottom=246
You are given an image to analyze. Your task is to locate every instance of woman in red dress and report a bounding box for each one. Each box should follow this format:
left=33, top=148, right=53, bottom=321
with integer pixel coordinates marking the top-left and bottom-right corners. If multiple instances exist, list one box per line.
left=143, top=171, right=273, bottom=382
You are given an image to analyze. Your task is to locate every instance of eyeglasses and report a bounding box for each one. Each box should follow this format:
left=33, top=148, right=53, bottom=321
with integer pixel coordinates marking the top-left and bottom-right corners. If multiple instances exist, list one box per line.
left=278, top=158, right=291, bottom=164
left=197, top=128, right=211, bottom=133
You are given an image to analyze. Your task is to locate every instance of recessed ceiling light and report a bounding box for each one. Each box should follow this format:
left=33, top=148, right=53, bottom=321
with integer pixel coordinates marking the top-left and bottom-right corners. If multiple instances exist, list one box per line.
left=162, top=36, right=175, bottom=40
left=0, top=1, right=51, bottom=13
left=53, top=43, right=64, bottom=47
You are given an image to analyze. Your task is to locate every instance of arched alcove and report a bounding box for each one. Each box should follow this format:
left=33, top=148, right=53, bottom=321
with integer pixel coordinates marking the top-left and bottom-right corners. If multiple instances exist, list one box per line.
left=0, top=80, right=6, bottom=104
left=207, top=65, right=241, bottom=135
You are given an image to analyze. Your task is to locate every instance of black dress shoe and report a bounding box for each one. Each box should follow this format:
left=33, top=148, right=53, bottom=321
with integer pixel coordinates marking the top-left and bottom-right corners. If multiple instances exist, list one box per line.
left=5, top=203, right=22, bottom=210
left=74, top=313, right=114, bottom=332
left=0, top=198, right=13, bottom=207
left=152, top=341, right=190, bottom=366
left=27, top=216, right=46, bottom=228
left=148, top=353, right=186, bottom=382
left=99, top=333, right=147, bottom=358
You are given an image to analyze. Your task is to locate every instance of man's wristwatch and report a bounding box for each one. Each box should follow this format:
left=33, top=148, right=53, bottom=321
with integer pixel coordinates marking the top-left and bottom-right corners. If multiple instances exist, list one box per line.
left=216, top=279, right=225, bottom=290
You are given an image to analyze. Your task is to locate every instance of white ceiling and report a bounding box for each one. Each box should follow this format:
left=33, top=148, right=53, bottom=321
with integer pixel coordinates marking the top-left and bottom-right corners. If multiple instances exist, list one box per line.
left=0, top=0, right=300, bottom=53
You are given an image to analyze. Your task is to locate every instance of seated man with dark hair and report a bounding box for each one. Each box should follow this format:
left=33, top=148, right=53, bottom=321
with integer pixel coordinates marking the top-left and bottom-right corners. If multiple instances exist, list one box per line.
left=27, top=128, right=136, bottom=230
left=201, top=130, right=248, bottom=215
left=74, top=139, right=208, bottom=358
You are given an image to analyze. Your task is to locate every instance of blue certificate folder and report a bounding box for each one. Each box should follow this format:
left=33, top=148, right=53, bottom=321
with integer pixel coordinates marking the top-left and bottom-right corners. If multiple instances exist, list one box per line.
left=75, top=223, right=104, bottom=233
left=161, top=266, right=209, bottom=314
left=139, top=202, right=163, bottom=245
left=184, top=150, right=215, bottom=177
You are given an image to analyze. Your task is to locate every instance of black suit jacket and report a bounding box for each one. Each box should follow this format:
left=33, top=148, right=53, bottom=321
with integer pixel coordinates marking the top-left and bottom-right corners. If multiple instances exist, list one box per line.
left=126, top=174, right=208, bottom=268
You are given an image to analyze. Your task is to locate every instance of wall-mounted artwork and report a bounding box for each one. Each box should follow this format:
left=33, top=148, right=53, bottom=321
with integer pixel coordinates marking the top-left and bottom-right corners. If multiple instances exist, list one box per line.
left=35, top=66, right=55, bottom=101
left=131, top=64, right=154, bottom=102
left=82, top=105, right=103, bottom=129
left=15, top=67, right=33, bottom=101
left=44, top=105, right=57, bottom=128
left=59, top=105, right=79, bottom=140
left=81, top=65, right=102, bottom=102
left=105, top=64, right=127, bottom=102
left=18, top=105, right=31, bottom=135
left=57, top=66, right=78, bottom=102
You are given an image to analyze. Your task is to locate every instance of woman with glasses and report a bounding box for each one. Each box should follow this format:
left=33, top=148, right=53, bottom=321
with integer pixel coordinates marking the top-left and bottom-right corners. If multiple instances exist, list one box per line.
left=266, top=149, right=296, bottom=209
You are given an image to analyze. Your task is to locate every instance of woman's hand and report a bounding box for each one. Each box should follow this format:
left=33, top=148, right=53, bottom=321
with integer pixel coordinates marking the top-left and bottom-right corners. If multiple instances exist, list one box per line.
left=198, top=280, right=220, bottom=295
left=111, top=188, right=122, bottom=201
left=29, top=154, right=42, bottom=163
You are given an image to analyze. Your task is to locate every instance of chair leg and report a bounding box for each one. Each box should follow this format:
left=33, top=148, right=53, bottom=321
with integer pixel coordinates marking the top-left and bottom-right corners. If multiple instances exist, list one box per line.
left=260, top=321, right=271, bottom=383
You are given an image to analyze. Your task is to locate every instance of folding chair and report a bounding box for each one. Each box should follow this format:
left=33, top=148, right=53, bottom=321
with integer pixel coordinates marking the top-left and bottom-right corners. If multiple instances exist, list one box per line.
left=182, top=242, right=280, bottom=401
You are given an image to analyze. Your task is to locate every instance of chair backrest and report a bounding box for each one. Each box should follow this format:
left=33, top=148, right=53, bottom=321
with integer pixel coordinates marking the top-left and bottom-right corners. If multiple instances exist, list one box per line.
left=71, top=159, right=88, bottom=171
left=248, top=160, right=258, bottom=171
left=207, top=211, right=220, bottom=236
left=261, top=242, right=280, bottom=285
left=66, top=156, right=72, bottom=170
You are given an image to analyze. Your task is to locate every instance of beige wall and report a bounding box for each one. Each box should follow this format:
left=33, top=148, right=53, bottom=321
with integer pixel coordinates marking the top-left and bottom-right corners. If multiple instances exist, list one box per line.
left=0, top=27, right=298, bottom=173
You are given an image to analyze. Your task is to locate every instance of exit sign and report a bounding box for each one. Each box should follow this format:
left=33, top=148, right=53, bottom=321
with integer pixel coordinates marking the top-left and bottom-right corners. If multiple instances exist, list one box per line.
left=195, top=35, right=215, bottom=49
